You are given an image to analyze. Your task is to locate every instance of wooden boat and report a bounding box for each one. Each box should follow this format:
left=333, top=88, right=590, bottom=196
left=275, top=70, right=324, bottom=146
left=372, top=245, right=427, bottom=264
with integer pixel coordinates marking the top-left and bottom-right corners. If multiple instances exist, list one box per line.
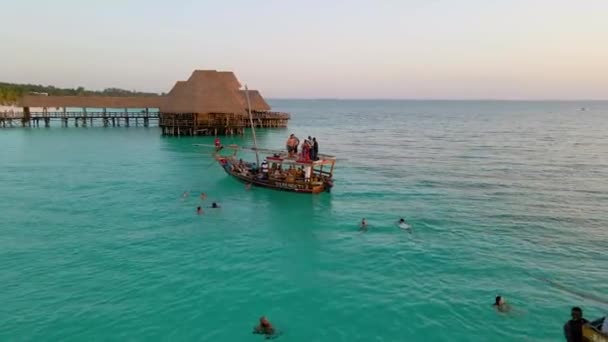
left=201, top=85, right=336, bottom=194
left=584, top=317, right=608, bottom=342
left=214, top=145, right=336, bottom=194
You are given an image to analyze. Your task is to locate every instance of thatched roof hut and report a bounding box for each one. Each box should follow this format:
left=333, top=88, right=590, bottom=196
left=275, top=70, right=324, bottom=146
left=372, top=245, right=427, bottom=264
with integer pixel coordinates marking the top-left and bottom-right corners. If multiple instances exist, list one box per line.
left=239, top=90, right=271, bottom=112
left=161, top=70, right=245, bottom=114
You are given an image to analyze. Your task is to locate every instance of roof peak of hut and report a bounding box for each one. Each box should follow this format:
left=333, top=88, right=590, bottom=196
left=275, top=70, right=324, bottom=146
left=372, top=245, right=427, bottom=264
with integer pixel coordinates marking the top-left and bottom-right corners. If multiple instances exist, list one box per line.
left=161, top=70, right=244, bottom=114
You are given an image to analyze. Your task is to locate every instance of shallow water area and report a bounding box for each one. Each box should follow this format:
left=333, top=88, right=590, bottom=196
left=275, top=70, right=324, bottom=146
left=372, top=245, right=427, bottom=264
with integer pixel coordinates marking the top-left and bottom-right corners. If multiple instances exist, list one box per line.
left=1, top=100, right=607, bottom=341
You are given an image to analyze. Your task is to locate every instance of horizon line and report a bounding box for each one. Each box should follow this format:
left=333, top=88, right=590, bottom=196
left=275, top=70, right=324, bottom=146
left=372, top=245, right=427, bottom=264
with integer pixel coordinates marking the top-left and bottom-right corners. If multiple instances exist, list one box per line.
left=267, top=97, right=608, bottom=102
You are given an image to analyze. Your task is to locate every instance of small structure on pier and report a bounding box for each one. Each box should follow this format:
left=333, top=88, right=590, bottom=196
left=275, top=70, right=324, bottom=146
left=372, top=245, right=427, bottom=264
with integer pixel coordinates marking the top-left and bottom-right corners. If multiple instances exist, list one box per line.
left=159, top=70, right=246, bottom=136
left=2, top=69, right=290, bottom=135
left=158, top=70, right=289, bottom=136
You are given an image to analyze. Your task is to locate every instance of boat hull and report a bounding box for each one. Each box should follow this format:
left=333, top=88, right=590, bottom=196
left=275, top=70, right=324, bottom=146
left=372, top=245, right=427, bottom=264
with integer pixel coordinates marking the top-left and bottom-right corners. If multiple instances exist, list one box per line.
left=216, top=157, right=330, bottom=194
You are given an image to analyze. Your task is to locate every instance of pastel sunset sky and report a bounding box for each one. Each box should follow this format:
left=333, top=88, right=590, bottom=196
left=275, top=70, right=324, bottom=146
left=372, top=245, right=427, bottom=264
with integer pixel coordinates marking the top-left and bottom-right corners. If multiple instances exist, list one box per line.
left=1, top=0, right=607, bottom=99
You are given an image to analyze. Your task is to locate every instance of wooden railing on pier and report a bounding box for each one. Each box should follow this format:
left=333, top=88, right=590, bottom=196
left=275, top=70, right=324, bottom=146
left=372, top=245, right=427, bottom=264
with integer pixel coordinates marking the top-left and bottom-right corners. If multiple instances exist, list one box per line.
left=1, top=109, right=290, bottom=133
left=0, top=110, right=157, bottom=128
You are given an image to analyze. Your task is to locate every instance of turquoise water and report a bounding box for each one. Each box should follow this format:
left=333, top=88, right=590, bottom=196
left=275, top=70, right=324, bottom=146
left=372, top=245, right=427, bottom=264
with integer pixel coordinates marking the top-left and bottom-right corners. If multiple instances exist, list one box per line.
left=1, top=100, right=607, bottom=341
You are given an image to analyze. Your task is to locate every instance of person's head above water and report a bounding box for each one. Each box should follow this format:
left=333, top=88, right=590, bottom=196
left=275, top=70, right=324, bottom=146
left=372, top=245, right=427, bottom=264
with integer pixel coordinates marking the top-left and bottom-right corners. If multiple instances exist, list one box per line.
left=212, top=202, right=218, bottom=208
left=259, top=316, right=272, bottom=329
left=571, top=307, right=583, bottom=320
left=399, top=218, right=405, bottom=223
left=494, top=296, right=505, bottom=306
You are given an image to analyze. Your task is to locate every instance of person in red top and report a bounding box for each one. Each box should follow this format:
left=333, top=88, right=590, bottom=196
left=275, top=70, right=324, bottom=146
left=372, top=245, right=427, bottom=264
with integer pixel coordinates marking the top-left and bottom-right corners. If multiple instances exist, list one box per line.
left=254, top=316, right=275, bottom=336
left=301, top=141, right=311, bottom=162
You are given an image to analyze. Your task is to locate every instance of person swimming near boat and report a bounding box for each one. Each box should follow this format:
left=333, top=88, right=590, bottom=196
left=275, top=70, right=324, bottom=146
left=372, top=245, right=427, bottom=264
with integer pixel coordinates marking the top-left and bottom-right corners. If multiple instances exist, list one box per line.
left=210, top=202, right=220, bottom=209
left=196, top=206, right=203, bottom=215
left=493, top=295, right=511, bottom=313
left=564, top=307, right=589, bottom=342
left=360, top=218, right=368, bottom=230
left=253, top=316, right=275, bottom=337
left=397, top=218, right=411, bottom=231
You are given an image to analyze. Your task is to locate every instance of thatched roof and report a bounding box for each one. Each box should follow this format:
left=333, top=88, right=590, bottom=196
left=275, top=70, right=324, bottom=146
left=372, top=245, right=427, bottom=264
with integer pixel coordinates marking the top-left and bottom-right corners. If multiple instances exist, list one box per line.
left=217, top=71, right=241, bottom=90
left=20, top=95, right=164, bottom=108
left=239, top=90, right=271, bottom=112
left=18, top=69, right=274, bottom=115
left=161, top=70, right=245, bottom=114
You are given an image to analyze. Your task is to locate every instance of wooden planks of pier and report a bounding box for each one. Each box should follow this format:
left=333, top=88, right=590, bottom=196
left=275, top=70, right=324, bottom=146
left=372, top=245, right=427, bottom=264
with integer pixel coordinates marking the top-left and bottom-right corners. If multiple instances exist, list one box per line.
left=1, top=108, right=157, bottom=128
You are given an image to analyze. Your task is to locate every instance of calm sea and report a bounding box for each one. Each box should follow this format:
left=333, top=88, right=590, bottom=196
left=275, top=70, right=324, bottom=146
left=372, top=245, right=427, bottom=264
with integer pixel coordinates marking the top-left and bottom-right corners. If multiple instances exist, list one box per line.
left=1, top=100, right=607, bottom=341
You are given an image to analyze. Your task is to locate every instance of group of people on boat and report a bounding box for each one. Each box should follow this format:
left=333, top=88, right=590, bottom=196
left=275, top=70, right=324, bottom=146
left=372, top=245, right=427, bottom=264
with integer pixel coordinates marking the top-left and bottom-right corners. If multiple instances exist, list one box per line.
left=228, top=157, right=317, bottom=184
left=285, top=134, right=319, bottom=161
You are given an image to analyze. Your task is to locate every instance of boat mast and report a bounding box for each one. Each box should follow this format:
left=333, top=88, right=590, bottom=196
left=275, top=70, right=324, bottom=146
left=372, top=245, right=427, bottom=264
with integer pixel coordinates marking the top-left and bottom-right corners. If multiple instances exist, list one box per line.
left=245, top=84, right=260, bottom=167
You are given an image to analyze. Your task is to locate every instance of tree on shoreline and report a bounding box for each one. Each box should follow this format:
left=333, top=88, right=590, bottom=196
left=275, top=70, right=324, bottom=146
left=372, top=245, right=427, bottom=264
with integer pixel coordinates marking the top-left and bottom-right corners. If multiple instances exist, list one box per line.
left=0, top=82, right=160, bottom=105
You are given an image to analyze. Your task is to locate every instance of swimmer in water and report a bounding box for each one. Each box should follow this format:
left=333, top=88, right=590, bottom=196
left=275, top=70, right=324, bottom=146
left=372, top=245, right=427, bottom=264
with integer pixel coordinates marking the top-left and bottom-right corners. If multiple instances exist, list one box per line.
left=245, top=183, right=252, bottom=191
left=493, top=295, right=511, bottom=313
left=397, top=218, right=411, bottom=232
left=196, top=206, right=202, bottom=215
left=253, top=316, right=275, bottom=336
left=200, top=192, right=207, bottom=200
left=399, top=218, right=406, bottom=224
left=211, top=202, right=220, bottom=208
left=360, top=218, right=368, bottom=230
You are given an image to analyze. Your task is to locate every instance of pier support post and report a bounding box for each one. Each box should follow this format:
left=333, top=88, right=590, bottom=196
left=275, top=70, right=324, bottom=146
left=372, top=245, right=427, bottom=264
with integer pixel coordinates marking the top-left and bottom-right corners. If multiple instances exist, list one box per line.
left=102, top=108, right=108, bottom=127
left=82, top=108, right=87, bottom=127
left=124, top=108, right=129, bottom=127
left=75, top=118, right=79, bottom=127
left=22, top=107, right=31, bottom=127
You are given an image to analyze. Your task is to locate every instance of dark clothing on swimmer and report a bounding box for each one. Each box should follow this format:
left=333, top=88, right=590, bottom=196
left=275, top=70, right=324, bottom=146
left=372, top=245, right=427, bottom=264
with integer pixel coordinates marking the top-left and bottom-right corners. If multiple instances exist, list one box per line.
left=564, top=307, right=588, bottom=342
left=211, top=202, right=220, bottom=208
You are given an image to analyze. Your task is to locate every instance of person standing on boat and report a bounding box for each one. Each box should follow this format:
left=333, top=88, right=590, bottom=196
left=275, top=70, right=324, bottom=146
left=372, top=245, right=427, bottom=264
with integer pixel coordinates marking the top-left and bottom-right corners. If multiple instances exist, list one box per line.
left=286, top=134, right=297, bottom=158
left=214, top=137, right=222, bottom=151
left=564, top=307, right=588, bottom=342
left=312, top=137, right=319, bottom=161
left=301, top=140, right=311, bottom=162
left=293, top=135, right=300, bottom=155
left=261, top=160, right=269, bottom=180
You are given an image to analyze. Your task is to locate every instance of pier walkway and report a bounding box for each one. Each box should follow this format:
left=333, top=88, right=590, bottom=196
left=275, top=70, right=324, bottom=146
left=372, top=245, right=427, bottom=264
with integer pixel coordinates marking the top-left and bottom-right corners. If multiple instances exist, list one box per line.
left=0, top=110, right=157, bottom=128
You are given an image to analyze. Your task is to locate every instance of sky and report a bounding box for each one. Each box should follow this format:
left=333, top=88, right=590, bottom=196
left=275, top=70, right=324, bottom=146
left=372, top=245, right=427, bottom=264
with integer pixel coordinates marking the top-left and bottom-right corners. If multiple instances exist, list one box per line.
left=1, top=0, right=607, bottom=99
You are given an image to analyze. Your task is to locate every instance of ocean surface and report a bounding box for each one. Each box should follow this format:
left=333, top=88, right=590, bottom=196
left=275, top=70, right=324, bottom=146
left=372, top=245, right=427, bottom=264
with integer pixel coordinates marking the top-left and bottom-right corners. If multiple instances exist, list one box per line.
left=1, top=100, right=607, bottom=341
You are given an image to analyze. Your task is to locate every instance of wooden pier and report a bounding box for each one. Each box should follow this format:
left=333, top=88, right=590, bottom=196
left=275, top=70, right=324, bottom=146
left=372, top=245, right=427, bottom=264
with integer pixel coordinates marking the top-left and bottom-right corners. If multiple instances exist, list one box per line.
left=0, top=109, right=157, bottom=128
left=0, top=109, right=289, bottom=131
left=1, top=69, right=291, bottom=135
